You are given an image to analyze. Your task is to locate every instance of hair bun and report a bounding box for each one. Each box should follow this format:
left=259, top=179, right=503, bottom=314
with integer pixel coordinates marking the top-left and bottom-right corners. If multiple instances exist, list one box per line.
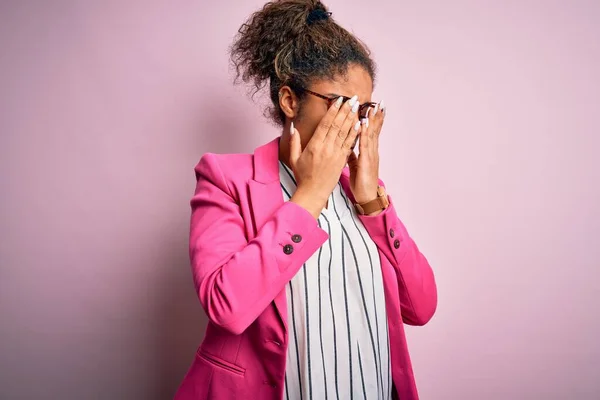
left=306, top=6, right=332, bottom=25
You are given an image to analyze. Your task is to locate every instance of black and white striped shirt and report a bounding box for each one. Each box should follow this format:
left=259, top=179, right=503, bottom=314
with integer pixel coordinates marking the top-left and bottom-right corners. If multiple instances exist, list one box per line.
left=279, top=160, right=392, bottom=400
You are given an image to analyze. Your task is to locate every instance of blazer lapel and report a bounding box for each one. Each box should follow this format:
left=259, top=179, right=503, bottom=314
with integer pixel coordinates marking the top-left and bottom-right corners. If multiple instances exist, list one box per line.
left=248, top=136, right=289, bottom=331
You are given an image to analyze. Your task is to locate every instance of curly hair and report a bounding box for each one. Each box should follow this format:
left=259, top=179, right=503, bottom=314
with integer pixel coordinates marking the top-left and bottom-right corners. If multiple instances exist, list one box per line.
left=229, top=0, right=376, bottom=126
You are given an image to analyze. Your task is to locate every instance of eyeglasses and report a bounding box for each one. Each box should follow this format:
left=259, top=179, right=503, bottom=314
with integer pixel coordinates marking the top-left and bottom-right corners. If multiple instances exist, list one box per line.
left=303, top=89, right=377, bottom=120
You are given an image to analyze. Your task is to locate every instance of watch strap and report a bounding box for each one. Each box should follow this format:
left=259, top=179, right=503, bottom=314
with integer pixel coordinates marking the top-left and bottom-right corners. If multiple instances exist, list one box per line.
left=354, top=186, right=389, bottom=215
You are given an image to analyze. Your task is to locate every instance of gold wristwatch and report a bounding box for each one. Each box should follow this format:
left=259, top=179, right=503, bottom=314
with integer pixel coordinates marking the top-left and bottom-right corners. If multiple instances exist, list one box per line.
left=354, top=186, right=389, bottom=215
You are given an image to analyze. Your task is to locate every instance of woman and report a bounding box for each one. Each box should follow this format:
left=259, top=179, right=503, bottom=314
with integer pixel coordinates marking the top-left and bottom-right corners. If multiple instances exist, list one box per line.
left=175, top=1, right=437, bottom=399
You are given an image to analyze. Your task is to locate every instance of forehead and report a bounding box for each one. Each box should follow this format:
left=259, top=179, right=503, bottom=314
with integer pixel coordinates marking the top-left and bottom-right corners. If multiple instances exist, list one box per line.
left=310, top=64, right=373, bottom=102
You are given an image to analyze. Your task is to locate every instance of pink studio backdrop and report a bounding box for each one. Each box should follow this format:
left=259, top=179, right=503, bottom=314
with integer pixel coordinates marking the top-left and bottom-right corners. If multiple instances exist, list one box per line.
left=1, top=1, right=599, bottom=399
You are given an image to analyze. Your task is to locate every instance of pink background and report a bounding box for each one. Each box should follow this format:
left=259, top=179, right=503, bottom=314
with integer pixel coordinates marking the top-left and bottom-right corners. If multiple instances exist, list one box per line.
left=1, top=1, right=599, bottom=399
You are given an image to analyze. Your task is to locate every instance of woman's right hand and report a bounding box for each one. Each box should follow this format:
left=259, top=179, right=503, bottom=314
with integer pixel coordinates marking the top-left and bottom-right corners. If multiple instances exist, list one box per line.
left=289, top=95, right=361, bottom=219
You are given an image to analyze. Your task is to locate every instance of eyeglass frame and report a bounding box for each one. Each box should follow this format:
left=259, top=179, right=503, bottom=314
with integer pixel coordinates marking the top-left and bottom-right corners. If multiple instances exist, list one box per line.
left=301, top=88, right=377, bottom=119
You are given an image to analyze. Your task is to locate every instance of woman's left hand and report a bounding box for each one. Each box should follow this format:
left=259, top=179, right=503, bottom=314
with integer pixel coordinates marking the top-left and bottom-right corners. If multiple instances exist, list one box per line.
left=347, top=102, right=386, bottom=204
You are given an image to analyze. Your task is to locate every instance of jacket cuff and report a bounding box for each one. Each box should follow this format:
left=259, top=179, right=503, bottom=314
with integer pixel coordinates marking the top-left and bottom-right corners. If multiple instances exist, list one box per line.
left=273, top=201, right=329, bottom=272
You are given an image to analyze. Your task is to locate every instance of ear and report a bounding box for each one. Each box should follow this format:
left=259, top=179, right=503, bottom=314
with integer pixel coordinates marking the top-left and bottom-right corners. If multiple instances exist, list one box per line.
left=278, top=86, right=298, bottom=119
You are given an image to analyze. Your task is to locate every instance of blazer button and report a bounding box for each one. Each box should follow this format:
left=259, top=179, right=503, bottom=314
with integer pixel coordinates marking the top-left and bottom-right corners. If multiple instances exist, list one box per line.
left=283, top=244, right=294, bottom=254
left=389, top=228, right=395, bottom=238
left=291, top=234, right=302, bottom=243
left=393, top=239, right=400, bottom=249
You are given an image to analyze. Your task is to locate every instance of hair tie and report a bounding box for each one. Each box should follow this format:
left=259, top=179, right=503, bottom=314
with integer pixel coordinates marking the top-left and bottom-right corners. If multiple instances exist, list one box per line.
left=306, top=9, right=332, bottom=25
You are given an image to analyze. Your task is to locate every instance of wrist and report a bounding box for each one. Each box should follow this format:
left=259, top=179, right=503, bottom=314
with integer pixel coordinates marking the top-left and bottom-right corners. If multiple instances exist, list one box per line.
left=354, top=185, right=389, bottom=215
left=290, top=189, right=326, bottom=220
left=354, top=185, right=379, bottom=205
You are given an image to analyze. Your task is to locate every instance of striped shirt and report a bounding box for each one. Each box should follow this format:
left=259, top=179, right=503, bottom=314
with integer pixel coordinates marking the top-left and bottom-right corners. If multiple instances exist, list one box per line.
left=279, top=160, right=392, bottom=400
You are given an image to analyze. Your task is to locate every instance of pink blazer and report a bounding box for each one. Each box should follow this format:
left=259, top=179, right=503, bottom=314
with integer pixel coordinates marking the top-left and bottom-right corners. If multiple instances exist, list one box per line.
left=175, top=136, right=437, bottom=400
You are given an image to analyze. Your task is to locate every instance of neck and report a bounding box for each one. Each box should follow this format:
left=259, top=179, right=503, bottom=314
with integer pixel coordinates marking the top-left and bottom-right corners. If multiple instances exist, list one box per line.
left=278, top=130, right=292, bottom=169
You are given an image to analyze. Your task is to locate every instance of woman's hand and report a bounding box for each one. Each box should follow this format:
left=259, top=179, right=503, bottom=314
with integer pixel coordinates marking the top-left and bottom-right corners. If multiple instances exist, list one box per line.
left=288, top=95, right=361, bottom=218
left=347, top=101, right=386, bottom=205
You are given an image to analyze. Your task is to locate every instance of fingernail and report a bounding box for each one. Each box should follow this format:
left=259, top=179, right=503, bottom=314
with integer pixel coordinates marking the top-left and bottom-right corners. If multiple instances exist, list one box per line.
left=354, top=121, right=361, bottom=131
left=361, top=118, right=369, bottom=127
left=348, top=95, right=358, bottom=107
left=351, top=101, right=359, bottom=113
left=379, top=100, right=385, bottom=111
left=373, top=103, right=379, bottom=115
left=365, top=108, right=371, bottom=118
left=335, top=96, right=343, bottom=107
left=290, top=121, right=294, bottom=135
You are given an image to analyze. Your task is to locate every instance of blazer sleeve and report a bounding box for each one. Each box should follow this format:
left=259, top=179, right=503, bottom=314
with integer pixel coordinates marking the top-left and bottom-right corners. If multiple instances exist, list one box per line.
left=357, top=179, right=437, bottom=326
left=189, top=153, right=329, bottom=335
